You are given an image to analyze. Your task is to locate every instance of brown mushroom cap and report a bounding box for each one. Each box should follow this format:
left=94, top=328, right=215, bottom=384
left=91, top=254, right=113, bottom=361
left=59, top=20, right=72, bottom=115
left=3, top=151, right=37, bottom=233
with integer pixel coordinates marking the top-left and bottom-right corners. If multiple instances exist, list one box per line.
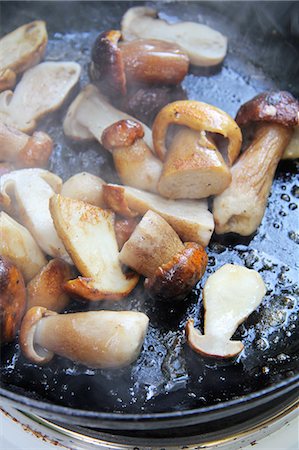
left=144, top=242, right=208, bottom=301
left=0, top=255, right=26, bottom=343
left=236, top=91, right=299, bottom=128
left=102, top=119, right=144, bottom=150
left=90, top=30, right=126, bottom=96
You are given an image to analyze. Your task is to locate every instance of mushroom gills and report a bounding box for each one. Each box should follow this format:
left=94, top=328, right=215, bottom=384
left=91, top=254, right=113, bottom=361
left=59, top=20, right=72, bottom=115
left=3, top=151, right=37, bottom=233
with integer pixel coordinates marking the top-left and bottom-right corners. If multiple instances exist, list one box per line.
left=186, top=264, right=266, bottom=358
left=21, top=308, right=149, bottom=368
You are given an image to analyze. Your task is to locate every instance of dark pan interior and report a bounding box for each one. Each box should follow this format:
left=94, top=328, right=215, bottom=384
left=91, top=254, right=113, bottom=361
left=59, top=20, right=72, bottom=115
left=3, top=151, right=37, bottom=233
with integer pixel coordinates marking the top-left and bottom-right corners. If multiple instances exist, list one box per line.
left=1, top=1, right=299, bottom=417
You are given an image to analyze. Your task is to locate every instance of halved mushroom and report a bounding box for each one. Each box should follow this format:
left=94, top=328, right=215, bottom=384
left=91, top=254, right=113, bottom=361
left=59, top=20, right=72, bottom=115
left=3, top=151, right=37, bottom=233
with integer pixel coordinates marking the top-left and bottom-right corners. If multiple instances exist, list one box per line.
left=0, top=212, right=47, bottom=282
left=20, top=307, right=149, bottom=368
left=90, top=30, right=189, bottom=96
left=0, top=255, right=26, bottom=343
left=49, top=194, right=139, bottom=301
left=61, top=172, right=106, bottom=207
left=151, top=101, right=242, bottom=199
left=0, top=21, right=47, bottom=91
left=186, top=264, right=266, bottom=359
left=0, top=122, right=53, bottom=168
left=102, top=120, right=162, bottom=193
left=114, top=217, right=140, bottom=250
left=120, top=210, right=207, bottom=301
left=282, top=126, right=299, bottom=160
left=27, top=259, right=73, bottom=312
left=63, top=84, right=152, bottom=149
left=213, top=91, right=298, bottom=235
left=0, top=169, right=70, bottom=261
left=103, top=184, right=214, bottom=247
left=121, top=7, right=227, bottom=67
left=0, top=61, right=81, bottom=132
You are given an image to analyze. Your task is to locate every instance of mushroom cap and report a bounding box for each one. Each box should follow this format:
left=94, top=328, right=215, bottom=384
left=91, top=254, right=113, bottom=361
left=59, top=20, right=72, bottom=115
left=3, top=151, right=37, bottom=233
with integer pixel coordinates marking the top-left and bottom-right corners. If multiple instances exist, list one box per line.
left=236, top=91, right=299, bottom=128
left=144, top=242, right=208, bottom=301
left=0, top=255, right=26, bottom=343
left=102, top=119, right=144, bottom=150
left=19, top=306, right=56, bottom=364
left=90, top=30, right=126, bottom=96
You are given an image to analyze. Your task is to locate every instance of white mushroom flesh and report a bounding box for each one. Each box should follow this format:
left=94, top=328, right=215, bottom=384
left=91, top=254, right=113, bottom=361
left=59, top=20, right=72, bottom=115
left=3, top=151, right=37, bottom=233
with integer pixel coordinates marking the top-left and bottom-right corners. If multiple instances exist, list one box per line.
left=0, top=211, right=47, bottom=282
left=0, top=169, right=71, bottom=261
left=63, top=84, right=152, bottom=148
left=61, top=172, right=106, bottom=207
left=33, top=310, right=149, bottom=368
left=121, top=7, right=227, bottom=67
left=0, top=62, right=81, bottom=132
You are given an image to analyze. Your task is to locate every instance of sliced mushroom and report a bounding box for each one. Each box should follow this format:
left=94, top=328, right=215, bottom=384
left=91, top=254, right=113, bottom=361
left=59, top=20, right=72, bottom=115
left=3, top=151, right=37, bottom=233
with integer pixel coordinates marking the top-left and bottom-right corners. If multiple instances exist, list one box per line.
left=0, top=212, right=47, bottom=282
left=27, top=259, right=72, bottom=312
left=0, top=169, right=70, bottom=261
left=186, top=264, right=266, bottom=358
left=61, top=172, right=106, bottom=207
left=121, top=7, right=227, bottom=67
left=213, top=91, right=298, bottom=235
left=120, top=210, right=207, bottom=301
left=49, top=194, right=139, bottom=301
left=0, top=61, right=81, bottom=132
left=103, top=184, right=214, bottom=247
left=282, top=126, right=299, bottom=160
left=0, top=255, right=26, bottom=343
left=102, top=120, right=162, bottom=193
left=63, top=84, right=152, bottom=149
left=0, top=122, right=53, bottom=168
left=114, top=217, right=140, bottom=250
left=20, top=307, right=149, bottom=368
left=90, top=30, right=189, bottom=96
left=0, top=21, right=47, bottom=91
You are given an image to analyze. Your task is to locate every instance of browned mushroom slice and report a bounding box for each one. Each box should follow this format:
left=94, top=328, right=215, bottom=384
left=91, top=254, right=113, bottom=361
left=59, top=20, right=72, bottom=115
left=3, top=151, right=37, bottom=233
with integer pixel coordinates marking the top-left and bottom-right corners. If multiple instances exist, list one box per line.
left=213, top=91, right=298, bottom=235
left=121, top=7, right=227, bottom=67
left=0, top=21, right=47, bottom=92
left=90, top=30, right=189, bottom=96
left=186, top=264, right=266, bottom=359
left=61, top=172, right=106, bottom=207
left=120, top=210, right=207, bottom=301
left=0, top=62, right=81, bottom=132
left=20, top=307, right=149, bottom=368
left=63, top=84, right=152, bottom=149
left=27, top=259, right=73, bottom=312
left=49, top=194, right=139, bottom=301
left=0, top=122, right=53, bottom=168
left=0, top=169, right=70, bottom=261
left=102, top=120, right=162, bottom=193
left=103, top=184, right=214, bottom=247
left=0, top=255, right=26, bottom=343
left=0, top=212, right=47, bottom=283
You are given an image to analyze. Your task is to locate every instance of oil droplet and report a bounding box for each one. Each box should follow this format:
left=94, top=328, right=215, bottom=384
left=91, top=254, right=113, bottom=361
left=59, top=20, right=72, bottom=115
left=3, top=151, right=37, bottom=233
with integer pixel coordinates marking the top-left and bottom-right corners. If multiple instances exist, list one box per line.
left=277, top=353, right=290, bottom=362
left=262, top=366, right=270, bottom=374
left=279, top=210, right=287, bottom=217
left=291, top=185, right=299, bottom=198
left=281, top=194, right=290, bottom=202
left=289, top=203, right=297, bottom=210
left=288, top=231, right=299, bottom=244
left=148, top=345, right=155, bottom=352
left=256, top=338, right=269, bottom=351
left=281, top=185, right=287, bottom=191
left=273, top=222, right=280, bottom=229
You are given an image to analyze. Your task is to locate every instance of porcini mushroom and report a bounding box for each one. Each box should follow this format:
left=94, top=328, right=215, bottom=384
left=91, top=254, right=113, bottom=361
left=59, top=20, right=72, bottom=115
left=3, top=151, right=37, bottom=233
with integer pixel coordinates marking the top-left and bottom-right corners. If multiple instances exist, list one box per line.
left=120, top=210, right=208, bottom=301
left=0, top=169, right=71, bottom=261
left=213, top=91, right=298, bottom=235
left=103, top=184, right=214, bottom=247
left=121, top=7, right=227, bottom=67
left=282, top=126, right=299, bottom=159
left=27, top=259, right=72, bottom=312
left=49, top=194, right=139, bottom=301
left=0, top=21, right=47, bottom=91
left=102, top=120, right=162, bottom=193
left=63, top=84, right=152, bottom=149
left=0, top=212, right=47, bottom=282
left=61, top=172, right=106, bottom=207
left=0, top=255, right=26, bottom=343
left=114, top=217, right=140, bottom=250
left=0, top=61, right=81, bottom=132
left=90, top=30, right=189, bottom=96
left=20, top=307, right=149, bottom=368
left=151, top=101, right=242, bottom=199
left=186, top=264, right=266, bottom=359
left=0, top=122, right=53, bottom=168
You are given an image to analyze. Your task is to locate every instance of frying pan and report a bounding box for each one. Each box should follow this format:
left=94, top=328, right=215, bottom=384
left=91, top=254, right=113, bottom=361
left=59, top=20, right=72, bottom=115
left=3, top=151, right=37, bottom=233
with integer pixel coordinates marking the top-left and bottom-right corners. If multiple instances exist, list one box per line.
left=0, top=0, right=298, bottom=434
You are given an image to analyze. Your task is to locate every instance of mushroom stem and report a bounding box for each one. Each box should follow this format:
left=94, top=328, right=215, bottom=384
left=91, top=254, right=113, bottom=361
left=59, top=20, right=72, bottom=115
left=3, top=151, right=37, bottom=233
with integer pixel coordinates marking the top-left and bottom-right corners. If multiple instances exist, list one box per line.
left=158, top=127, right=232, bottom=199
left=102, top=120, right=162, bottom=193
left=213, top=123, right=292, bottom=235
left=0, top=122, right=53, bottom=168
left=20, top=307, right=149, bottom=368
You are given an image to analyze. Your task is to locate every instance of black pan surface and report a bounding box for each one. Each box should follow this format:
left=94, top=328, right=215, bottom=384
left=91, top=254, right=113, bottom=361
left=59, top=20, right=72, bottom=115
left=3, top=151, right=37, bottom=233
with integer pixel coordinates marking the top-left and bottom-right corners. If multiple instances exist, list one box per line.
left=0, top=0, right=298, bottom=429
